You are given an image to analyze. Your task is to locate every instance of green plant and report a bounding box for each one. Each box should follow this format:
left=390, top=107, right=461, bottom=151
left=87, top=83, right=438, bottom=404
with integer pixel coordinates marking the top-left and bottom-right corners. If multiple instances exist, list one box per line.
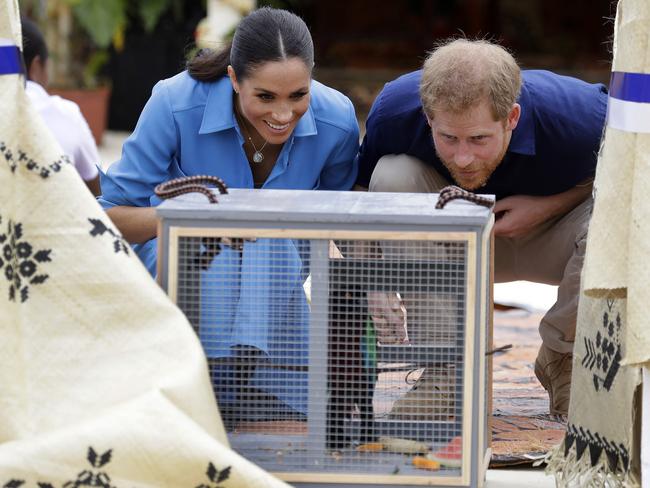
left=21, top=0, right=180, bottom=88
left=81, top=49, right=109, bottom=89
left=67, top=0, right=174, bottom=50
left=68, top=0, right=177, bottom=88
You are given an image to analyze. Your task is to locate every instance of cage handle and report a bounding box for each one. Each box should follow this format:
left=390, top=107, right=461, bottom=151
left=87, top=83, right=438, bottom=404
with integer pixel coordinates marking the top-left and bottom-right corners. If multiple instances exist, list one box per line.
left=435, top=185, right=494, bottom=209
left=154, top=175, right=228, bottom=204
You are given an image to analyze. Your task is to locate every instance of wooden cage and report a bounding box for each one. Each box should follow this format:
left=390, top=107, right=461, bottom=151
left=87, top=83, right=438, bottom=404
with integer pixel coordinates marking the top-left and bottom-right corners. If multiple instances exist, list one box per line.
left=157, top=189, right=494, bottom=487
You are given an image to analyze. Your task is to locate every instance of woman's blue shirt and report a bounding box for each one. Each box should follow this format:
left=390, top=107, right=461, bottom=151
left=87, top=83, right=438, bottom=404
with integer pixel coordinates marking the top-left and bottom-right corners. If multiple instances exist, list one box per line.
left=98, top=71, right=359, bottom=274
left=97, top=71, right=359, bottom=414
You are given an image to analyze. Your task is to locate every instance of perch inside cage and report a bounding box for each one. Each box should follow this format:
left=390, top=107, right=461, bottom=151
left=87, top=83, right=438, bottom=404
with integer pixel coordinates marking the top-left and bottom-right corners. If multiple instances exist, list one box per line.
left=157, top=188, right=493, bottom=487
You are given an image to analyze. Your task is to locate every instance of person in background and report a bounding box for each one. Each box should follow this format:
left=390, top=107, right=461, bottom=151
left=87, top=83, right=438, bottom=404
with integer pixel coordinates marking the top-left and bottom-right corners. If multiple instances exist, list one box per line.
left=358, top=38, right=607, bottom=417
left=21, top=16, right=101, bottom=196
left=98, top=8, right=359, bottom=421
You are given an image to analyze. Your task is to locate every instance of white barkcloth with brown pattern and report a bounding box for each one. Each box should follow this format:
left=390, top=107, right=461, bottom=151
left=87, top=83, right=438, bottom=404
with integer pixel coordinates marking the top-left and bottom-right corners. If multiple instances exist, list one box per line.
left=0, top=1, right=288, bottom=486
left=580, top=0, right=650, bottom=368
left=546, top=0, right=648, bottom=486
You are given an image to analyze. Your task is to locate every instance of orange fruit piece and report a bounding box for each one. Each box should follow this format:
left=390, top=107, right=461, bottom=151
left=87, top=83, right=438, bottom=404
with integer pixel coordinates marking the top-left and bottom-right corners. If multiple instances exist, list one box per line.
left=356, top=442, right=384, bottom=452
left=412, top=456, right=441, bottom=471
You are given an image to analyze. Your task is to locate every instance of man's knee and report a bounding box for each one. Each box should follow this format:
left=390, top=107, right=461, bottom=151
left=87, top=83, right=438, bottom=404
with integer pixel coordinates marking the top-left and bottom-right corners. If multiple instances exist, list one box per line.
left=369, top=154, right=447, bottom=193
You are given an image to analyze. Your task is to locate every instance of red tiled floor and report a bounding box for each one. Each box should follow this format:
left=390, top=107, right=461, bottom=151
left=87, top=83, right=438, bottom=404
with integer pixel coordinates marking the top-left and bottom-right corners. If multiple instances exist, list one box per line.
left=491, top=308, right=566, bottom=466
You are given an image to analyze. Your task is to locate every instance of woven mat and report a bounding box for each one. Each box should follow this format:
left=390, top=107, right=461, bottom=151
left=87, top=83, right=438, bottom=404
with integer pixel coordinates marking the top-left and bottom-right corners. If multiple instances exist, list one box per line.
left=490, top=308, right=567, bottom=467
left=234, top=307, right=566, bottom=467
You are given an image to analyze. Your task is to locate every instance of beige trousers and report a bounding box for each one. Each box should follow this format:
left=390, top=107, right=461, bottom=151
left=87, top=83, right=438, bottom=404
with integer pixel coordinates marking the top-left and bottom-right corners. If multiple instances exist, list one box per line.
left=370, top=154, right=592, bottom=354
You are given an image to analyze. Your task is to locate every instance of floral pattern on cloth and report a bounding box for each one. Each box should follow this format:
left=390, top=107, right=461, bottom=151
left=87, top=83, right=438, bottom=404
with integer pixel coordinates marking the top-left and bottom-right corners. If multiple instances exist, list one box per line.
left=0, top=141, right=71, bottom=178
left=1, top=447, right=233, bottom=488
left=88, top=218, right=130, bottom=255
left=0, top=215, right=51, bottom=302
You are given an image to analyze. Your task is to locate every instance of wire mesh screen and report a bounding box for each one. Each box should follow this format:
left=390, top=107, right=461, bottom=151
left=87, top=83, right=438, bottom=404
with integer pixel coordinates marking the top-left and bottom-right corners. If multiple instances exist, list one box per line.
left=176, top=233, right=469, bottom=480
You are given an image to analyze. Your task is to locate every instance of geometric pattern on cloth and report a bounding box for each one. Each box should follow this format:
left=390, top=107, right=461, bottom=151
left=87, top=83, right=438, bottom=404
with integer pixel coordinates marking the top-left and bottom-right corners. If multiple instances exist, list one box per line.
left=197, top=463, right=233, bottom=488
left=564, top=423, right=630, bottom=473
left=545, top=295, right=641, bottom=488
left=88, top=218, right=130, bottom=255
left=581, top=299, right=622, bottom=392
left=1, top=140, right=71, bottom=178
left=1, top=447, right=233, bottom=488
left=0, top=215, right=51, bottom=303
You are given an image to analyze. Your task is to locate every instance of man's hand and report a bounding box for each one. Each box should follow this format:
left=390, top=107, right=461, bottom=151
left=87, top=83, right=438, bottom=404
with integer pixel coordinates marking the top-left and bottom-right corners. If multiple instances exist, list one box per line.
left=367, top=291, right=407, bottom=344
left=493, top=183, right=592, bottom=238
left=493, top=195, right=554, bottom=238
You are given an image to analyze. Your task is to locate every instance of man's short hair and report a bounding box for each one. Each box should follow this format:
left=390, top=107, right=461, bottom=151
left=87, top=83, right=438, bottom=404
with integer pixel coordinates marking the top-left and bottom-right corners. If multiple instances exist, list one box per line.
left=419, top=38, right=521, bottom=121
left=21, top=16, right=48, bottom=71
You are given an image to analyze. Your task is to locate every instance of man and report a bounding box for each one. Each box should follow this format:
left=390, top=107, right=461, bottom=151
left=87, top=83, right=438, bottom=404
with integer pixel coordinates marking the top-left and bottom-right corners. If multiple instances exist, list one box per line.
left=357, top=38, right=608, bottom=416
left=21, top=17, right=101, bottom=196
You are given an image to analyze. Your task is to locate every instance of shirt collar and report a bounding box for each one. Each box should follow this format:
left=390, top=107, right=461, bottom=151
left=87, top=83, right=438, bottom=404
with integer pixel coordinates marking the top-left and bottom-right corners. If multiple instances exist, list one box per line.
left=199, top=76, right=317, bottom=137
left=507, top=82, right=536, bottom=156
left=25, top=80, right=48, bottom=101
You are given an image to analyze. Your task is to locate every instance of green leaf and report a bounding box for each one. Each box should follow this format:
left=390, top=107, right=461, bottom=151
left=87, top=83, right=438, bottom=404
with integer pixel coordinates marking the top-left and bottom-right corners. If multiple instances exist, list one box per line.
left=71, top=0, right=127, bottom=49
left=138, top=0, right=172, bottom=33
left=83, top=49, right=109, bottom=88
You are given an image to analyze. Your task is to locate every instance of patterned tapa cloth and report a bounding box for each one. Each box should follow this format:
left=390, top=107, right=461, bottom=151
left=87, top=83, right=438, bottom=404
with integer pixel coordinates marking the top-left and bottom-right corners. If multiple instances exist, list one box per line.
left=0, top=1, right=288, bottom=486
left=546, top=297, right=640, bottom=487
left=581, top=0, right=650, bottom=368
left=546, top=0, right=647, bottom=486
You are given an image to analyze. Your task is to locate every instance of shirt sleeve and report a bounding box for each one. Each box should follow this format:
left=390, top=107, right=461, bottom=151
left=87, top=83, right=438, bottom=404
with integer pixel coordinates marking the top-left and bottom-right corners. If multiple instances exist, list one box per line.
left=98, top=80, right=179, bottom=209
left=317, top=99, right=360, bottom=191
left=356, top=90, right=388, bottom=188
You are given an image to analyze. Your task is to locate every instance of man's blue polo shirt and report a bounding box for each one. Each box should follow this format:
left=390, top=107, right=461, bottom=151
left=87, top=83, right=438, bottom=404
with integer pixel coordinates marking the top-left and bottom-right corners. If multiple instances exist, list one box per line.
left=357, top=70, right=608, bottom=199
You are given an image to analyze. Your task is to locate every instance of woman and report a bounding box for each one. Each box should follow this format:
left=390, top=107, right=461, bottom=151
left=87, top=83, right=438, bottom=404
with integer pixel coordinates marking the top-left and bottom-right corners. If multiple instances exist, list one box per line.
left=99, top=8, right=359, bottom=418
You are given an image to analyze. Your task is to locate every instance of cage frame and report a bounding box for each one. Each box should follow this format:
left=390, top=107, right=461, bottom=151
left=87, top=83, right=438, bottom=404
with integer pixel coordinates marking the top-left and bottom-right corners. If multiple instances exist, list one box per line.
left=157, top=190, right=494, bottom=488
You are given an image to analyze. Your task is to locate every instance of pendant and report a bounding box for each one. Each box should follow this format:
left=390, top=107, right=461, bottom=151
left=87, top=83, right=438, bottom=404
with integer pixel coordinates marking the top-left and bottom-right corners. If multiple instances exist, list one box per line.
left=253, top=151, right=264, bottom=163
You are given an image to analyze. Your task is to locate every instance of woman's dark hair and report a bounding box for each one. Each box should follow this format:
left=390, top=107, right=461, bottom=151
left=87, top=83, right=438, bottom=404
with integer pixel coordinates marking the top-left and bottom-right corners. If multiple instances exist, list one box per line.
left=21, top=16, right=48, bottom=71
left=188, top=7, right=314, bottom=82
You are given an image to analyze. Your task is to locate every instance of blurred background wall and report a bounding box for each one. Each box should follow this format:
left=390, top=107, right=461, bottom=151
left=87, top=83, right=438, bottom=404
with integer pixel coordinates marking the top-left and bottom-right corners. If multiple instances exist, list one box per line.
left=20, top=0, right=618, bottom=138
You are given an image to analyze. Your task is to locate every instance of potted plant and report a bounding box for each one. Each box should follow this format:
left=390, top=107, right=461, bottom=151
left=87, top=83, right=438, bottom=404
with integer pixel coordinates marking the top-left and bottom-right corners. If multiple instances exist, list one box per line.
left=21, top=0, right=175, bottom=145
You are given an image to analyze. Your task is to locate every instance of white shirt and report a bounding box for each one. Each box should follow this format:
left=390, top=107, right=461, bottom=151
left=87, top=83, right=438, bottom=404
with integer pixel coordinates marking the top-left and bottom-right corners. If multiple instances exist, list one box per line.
left=25, top=81, right=100, bottom=181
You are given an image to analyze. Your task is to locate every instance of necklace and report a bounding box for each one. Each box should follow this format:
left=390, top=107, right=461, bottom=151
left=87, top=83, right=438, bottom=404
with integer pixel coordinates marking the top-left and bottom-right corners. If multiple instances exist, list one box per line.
left=235, top=111, right=268, bottom=163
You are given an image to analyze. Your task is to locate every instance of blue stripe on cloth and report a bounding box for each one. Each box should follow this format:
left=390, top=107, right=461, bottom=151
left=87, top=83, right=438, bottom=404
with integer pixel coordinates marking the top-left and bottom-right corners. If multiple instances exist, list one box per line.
left=609, top=71, right=650, bottom=104
left=0, top=45, right=24, bottom=75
